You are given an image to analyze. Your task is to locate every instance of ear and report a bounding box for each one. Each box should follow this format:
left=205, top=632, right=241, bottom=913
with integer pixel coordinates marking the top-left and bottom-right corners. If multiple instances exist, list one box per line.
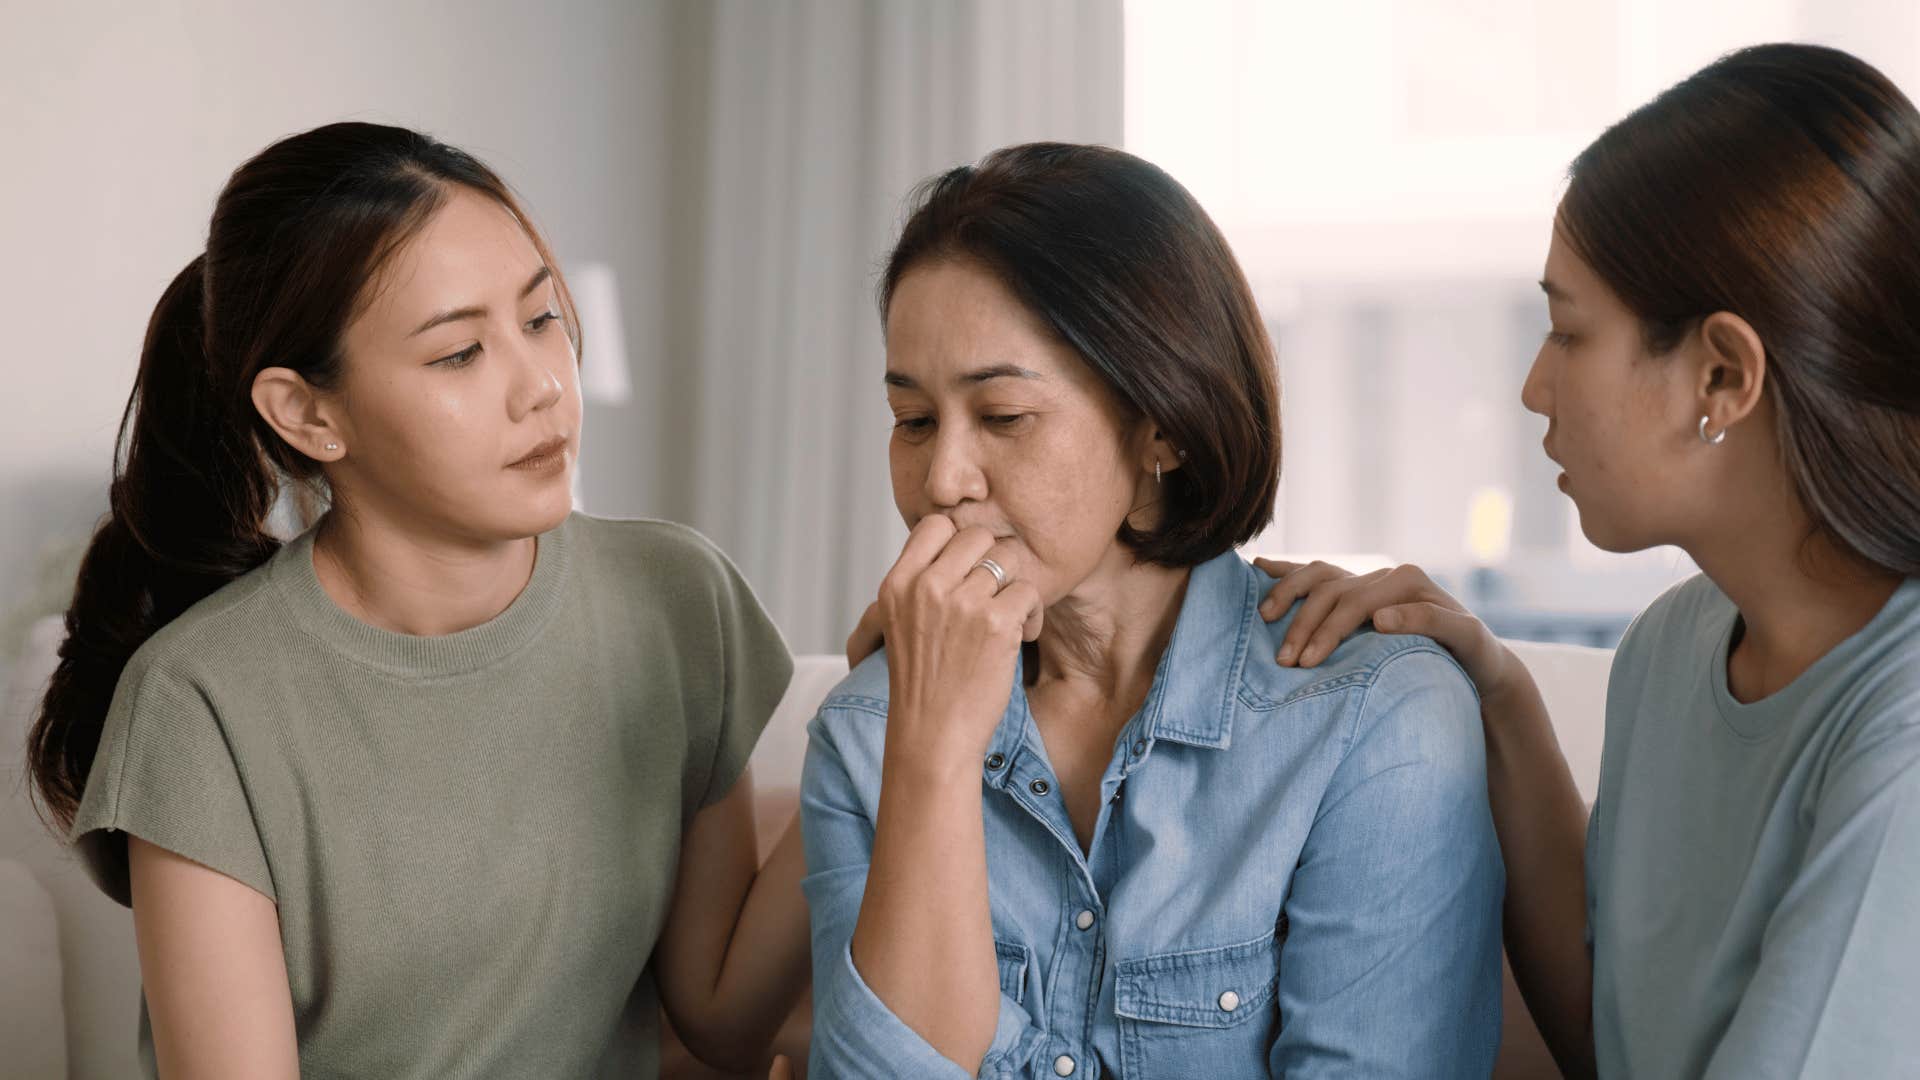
left=1140, top=424, right=1186, bottom=477
left=251, top=367, right=346, bottom=463
left=1693, top=312, right=1767, bottom=439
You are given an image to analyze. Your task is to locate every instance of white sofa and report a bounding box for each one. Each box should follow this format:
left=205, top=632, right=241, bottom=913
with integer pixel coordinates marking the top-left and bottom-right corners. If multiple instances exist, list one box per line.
left=1, top=614, right=1610, bottom=1079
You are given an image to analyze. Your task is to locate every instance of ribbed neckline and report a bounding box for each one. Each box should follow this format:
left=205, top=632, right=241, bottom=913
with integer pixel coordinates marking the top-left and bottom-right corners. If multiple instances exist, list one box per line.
left=267, top=515, right=574, bottom=679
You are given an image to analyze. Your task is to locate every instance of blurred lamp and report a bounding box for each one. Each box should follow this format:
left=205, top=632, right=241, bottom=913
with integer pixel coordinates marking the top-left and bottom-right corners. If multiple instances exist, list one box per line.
left=571, top=261, right=632, bottom=405
left=1466, top=486, right=1514, bottom=565
left=567, top=262, right=632, bottom=511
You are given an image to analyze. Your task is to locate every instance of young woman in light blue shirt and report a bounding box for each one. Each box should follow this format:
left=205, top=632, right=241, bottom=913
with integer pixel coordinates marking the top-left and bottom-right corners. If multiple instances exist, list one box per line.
left=1266, top=44, right=1920, bottom=1079
left=801, top=143, right=1504, bottom=1079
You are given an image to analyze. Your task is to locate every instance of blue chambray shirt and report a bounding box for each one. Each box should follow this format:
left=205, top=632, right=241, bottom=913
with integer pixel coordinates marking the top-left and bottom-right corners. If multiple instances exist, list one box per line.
left=800, top=551, right=1504, bottom=1079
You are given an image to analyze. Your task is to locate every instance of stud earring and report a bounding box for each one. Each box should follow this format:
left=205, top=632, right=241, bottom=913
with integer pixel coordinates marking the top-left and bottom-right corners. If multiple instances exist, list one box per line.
left=324, top=443, right=340, bottom=452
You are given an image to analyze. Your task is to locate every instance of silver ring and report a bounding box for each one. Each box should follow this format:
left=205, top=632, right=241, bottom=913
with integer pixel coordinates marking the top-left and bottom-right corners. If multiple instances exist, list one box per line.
left=974, top=558, right=1008, bottom=593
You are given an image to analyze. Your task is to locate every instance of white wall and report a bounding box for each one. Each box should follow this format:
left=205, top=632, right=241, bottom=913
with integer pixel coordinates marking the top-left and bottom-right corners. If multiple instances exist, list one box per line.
left=0, top=0, right=691, bottom=679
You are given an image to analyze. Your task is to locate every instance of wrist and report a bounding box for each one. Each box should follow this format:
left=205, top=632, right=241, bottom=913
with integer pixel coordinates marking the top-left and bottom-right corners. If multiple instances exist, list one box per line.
left=1475, top=646, right=1549, bottom=738
left=881, top=728, right=991, bottom=790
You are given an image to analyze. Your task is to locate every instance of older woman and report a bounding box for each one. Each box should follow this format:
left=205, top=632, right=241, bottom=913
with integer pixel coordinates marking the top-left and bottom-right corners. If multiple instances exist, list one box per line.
left=799, top=143, right=1503, bottom=1079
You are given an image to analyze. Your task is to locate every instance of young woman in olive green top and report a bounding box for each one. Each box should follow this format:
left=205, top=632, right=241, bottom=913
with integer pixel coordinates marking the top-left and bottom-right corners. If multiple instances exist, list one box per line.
left=27, top=122, right=807, bottom=1079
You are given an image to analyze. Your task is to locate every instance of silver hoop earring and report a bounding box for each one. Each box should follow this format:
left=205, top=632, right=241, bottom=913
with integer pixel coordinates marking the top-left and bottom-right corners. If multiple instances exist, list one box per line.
left=1698, top=416, right=1725, bottom=446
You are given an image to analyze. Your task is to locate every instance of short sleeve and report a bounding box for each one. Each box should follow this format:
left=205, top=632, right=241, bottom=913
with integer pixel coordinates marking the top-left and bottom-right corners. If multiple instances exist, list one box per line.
left=686, top=539, right=793, bottom=813
left=68, top=657, right=274, bottom=906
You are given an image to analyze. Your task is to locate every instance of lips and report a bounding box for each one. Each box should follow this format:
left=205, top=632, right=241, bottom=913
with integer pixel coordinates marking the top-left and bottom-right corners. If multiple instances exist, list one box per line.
left=508, top=435, right=570, bottom=469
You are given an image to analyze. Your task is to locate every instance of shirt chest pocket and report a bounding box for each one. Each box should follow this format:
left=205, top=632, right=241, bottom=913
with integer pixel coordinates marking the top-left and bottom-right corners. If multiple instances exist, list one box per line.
left=1113, top=930, right=1280, bottom=1077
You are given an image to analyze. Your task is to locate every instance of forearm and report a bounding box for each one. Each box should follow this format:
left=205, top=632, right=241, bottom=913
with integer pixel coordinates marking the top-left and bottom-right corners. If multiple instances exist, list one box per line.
left=1479, top=654, right=1596, bottom=1078
left=849, top=749, right=1000, bottom=1074
left=697, top=814, right=812, bottom=1056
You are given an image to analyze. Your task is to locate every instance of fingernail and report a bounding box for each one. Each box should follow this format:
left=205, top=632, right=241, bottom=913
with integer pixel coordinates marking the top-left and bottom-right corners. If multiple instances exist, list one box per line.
left=1277, top=645, right=1294, bottom=665
left=1260, top=599, right=1276, bottom=618
left=1375, top=609, right=1398, bottom=630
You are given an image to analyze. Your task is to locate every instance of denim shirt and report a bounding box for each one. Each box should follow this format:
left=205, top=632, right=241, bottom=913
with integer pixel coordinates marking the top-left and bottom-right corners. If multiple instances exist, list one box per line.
left=800, top=551, right=1504, bottom=1079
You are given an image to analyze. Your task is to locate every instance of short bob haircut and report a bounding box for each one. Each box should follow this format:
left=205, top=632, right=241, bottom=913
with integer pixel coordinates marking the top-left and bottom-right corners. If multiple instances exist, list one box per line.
left=879, top=142, right=1280, bottom=568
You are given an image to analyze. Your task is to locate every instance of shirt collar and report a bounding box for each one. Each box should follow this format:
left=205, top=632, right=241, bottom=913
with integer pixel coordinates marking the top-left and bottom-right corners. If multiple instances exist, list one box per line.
left=979, top=550, right=1257, bottom=784
left=1132, top=550, right=1257, bottom=750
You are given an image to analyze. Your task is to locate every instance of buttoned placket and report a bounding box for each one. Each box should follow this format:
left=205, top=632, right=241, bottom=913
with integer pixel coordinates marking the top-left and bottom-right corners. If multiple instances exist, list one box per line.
left=981, top=680, right=1169, bottom=1080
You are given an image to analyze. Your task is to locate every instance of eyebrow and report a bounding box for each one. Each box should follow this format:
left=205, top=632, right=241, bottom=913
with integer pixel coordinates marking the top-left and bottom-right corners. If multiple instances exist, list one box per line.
left=1539, top=278, right=1574, bottom=305
left=409, top=266, right=553, bottom=337
left=883, top=363, right=1043, bottom=390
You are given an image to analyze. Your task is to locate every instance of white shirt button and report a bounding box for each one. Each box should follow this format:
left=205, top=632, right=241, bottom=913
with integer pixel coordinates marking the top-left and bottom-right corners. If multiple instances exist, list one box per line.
left=1075, top=909, right=1095, bottom=931
left=1218, top=989, right=1241, bottom=1012
left=1054, top=1054, right=1076, bottom=1076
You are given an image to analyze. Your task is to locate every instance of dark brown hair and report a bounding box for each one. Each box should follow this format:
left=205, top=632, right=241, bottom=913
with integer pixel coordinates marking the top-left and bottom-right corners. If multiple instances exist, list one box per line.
left=1559, top=43, right=1920, bottom=575
left=27, top=122, right=577, bottom=830
left=880, top=142, right=1280, bottom=567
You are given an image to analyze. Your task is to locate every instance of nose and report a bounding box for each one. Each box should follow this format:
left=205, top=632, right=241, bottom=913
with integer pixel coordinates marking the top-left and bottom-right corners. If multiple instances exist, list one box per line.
left=923, top=426, right=988, bottom=509
left=507, top=335, right=569, bottom=422
left=1520, top=344, right=1552, bottom=419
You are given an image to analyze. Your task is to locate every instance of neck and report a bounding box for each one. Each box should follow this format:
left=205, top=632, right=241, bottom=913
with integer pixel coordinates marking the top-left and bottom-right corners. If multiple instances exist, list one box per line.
left=1032, top=548, right=1191, bottom=704
left=311, top=505, right=539, bottom=637
left=1685, top=498, right=1900, bottom=703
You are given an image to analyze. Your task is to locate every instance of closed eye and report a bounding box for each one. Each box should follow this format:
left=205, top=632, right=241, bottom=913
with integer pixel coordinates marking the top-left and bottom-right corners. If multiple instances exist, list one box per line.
left=527, top=310, right=561, bottom=333
left=1543, top=330, right=1574, bottom=348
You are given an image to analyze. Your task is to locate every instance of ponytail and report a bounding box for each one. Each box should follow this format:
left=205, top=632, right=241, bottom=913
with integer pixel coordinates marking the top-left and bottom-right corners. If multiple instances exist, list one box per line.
left=26, top=256, right=280, bottom=829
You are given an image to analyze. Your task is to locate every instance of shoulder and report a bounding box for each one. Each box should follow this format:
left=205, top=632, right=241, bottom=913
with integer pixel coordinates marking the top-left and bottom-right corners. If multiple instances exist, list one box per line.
left=568, top=512, right=736, bottom=582
left=813, top=650, right=893, bottom=729
left=568, top=513, right=776, bottom=624
left=799, top=651, right=893, bottom=793
left=1824, top=582, right=1920, bottom=775
left=1331, top=636, right=1482, bottom=766
left=1225, top=556, right=1482, bottom=757
left=1613, top=573, right=1726, bottom=669
left=123, top=557, right=287, bottom=693
left=1244, top=561, right=1476, bottom=715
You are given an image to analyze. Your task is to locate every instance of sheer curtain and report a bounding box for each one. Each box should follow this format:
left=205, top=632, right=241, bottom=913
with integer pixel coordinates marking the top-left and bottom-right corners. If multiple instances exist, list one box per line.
left=668, top=0, right=1123, bottom=653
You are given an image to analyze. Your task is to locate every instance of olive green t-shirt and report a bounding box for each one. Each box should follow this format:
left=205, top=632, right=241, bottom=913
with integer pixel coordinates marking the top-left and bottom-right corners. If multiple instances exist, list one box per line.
left=69, top=513, right=793, bottom=1079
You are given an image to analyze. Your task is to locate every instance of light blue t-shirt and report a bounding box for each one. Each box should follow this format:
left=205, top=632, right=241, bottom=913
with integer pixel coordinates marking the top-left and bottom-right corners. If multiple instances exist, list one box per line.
left=1590, top=574, right=1920, bottom=1079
